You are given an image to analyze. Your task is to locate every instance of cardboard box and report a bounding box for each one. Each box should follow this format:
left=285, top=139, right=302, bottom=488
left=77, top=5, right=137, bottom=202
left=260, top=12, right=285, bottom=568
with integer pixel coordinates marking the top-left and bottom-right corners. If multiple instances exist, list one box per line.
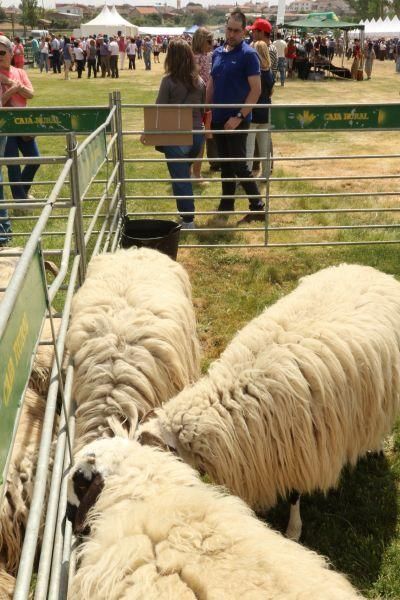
left=143, top=106, right=193, bottom=146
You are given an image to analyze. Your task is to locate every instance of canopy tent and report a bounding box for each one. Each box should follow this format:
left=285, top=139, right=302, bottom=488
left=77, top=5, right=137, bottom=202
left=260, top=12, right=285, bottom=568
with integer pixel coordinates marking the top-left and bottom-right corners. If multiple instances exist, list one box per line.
left=358, top=16, right=400, bottom=37
left=137, top=26, right=186, bottom=36
left=185, top=25, right=199, bottom=34
left=80, top=4, right=138, bottom=37
left=286, top=11, right=362, bottom=31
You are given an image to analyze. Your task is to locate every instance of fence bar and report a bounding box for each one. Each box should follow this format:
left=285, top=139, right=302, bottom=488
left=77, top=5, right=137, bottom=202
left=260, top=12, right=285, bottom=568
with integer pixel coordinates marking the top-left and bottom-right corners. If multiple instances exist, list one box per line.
left=13, top=257, right=79, bottom=600
left=48, top=380, right=76, bottom=600
left=34, top=262, right=78, bottom=599
left=68, top=132, right=87, bottom=284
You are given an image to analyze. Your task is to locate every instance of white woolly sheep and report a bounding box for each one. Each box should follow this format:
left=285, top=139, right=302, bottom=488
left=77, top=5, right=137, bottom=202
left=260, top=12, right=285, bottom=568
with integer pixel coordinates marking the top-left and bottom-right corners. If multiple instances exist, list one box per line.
left=66, top=247, right=200, bottom=452
left=0, top=388, right=46, bottom=575
left=0, top=568, right=15, bottom=599
left=137, top=263, right=400, bottom=540
left=66, top=437, right=363, bottom=600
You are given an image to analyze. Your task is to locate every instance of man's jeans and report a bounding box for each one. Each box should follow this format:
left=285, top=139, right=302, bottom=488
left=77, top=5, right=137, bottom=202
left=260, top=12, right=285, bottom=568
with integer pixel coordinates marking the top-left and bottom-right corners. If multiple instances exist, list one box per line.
left=0, top=136, right=11, bottom=245
left=163, top=133, right=203, bottom=222
left=5, top=136, right=40, bottom=201
left=212, top=120, right=263, bottom=211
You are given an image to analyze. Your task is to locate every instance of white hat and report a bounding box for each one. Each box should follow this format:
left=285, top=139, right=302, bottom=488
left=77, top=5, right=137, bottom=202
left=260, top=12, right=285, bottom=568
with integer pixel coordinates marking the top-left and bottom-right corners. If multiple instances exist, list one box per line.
left=0, top=35, right=13, bottom=52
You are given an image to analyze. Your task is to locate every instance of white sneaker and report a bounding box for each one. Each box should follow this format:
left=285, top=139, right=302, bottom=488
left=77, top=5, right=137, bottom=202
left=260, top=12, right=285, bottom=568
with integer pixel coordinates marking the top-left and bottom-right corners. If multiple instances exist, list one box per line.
left=181, top=221, right=196, bottom=230
left=27, top=193, right=36, bottom=201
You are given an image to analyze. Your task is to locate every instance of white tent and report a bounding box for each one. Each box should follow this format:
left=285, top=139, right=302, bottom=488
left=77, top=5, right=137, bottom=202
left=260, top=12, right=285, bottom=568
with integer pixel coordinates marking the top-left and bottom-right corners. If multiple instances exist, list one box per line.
left=80, top=4, right=138, bottom=37
left=355, top=16, right=400, bottom=38
left=137, top=26, right=186, bottom=37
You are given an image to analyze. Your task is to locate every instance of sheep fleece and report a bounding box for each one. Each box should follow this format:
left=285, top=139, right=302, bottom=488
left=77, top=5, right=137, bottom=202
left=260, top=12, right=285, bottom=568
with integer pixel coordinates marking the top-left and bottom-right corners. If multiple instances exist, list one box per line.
left=147, top=263, right=400, bottom=509
left=66, top=248, right=200, bottom=449
left=69, top=438, right=362, bottom=599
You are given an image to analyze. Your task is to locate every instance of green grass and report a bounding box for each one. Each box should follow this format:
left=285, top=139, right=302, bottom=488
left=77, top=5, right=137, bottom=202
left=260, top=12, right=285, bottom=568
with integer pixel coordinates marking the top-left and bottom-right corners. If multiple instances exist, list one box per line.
left=8, top=59, right=400, bottom=598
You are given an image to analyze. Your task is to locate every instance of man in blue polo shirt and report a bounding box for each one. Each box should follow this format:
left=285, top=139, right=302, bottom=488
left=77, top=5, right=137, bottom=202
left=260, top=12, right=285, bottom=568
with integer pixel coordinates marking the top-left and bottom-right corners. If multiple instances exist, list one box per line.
left=206, top=9, right=265, bottom=223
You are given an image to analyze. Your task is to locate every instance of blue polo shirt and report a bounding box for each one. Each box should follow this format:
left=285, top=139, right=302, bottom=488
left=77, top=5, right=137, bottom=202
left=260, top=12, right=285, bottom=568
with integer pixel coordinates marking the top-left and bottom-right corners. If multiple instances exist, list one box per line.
left=211, top=41, right=260, bottom=123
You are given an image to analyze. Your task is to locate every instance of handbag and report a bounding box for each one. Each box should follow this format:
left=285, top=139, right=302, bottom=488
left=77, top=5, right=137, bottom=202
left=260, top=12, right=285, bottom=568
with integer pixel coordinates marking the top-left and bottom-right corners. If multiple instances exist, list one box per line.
left=143, top=89, right=193, bottom=147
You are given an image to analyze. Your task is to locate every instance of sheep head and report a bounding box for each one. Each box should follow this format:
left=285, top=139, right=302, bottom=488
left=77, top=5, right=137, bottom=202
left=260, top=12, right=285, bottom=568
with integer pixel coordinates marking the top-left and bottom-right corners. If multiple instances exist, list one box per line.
left=136, top=410, right=178, bottom=454
left=66, top=437, right=130, bottom=535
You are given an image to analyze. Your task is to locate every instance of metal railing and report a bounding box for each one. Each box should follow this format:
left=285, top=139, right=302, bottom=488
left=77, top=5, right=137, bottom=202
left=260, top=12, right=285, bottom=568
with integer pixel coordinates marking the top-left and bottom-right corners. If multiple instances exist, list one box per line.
left=0, top=97, right=123, bottom=600
left=120, top=100, right=400, bottom=248
left=1, top=98, right=399, bottom=600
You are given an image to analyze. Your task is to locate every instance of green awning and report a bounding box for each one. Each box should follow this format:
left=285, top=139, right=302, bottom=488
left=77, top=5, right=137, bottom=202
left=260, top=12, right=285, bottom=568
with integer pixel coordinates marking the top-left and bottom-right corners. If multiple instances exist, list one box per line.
left=285, top=12, right=362, bottom=31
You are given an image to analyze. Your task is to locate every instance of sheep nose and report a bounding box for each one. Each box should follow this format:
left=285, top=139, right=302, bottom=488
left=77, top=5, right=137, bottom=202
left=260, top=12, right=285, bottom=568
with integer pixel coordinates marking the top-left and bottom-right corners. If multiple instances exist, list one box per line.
left=66, top=502, right=77, bottom=524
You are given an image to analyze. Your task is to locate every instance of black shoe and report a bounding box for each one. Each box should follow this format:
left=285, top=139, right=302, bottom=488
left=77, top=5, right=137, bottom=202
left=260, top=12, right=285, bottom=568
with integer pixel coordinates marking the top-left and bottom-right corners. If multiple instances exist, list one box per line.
left=237, top=210, right=265, bottom=225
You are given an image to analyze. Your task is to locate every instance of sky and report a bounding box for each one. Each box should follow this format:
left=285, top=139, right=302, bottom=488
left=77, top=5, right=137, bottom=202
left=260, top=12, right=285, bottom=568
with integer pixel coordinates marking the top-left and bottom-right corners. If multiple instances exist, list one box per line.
left=1, top=0, right=278, bottom=9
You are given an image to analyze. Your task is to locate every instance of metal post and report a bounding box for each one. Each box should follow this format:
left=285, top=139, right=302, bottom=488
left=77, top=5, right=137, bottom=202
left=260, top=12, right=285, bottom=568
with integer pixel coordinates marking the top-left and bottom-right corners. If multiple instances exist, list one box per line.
left=113, top=90, right=127, bottom=219
left=67, top=132, right=87, bottom=284
left=264, top=111, right=272, bottom=247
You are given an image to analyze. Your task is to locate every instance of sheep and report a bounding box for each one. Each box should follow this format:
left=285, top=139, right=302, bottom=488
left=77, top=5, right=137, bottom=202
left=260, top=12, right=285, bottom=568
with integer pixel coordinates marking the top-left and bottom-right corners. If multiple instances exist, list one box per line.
left=66, top=247, right=200, bottom=452
left=137, top=263, right=400, bottom=541
left=0, top=568, right=15, bottom=599
left=0, top=388, right=58, bottom=580
left=66, top=436, right=364, bottom=600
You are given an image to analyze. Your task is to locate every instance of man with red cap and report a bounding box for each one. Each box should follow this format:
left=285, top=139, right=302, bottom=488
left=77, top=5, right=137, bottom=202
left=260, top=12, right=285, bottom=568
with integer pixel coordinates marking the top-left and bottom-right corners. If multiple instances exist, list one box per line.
left=249, top=18, right=277, bottom=80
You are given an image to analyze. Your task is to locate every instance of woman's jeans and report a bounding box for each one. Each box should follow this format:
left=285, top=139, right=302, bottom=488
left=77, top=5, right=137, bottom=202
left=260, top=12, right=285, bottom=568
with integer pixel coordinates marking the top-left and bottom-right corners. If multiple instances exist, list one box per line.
left=246, top=121, right=270, bottom=177
left=5, top=136, right=40, bottom=201
left=39, top=52, right=49, bottom=72
left=163, top=133, right=203, bottom=223
left=277, top=57, right=286, bottom=85
left=0, top=136, right=11, bottom=245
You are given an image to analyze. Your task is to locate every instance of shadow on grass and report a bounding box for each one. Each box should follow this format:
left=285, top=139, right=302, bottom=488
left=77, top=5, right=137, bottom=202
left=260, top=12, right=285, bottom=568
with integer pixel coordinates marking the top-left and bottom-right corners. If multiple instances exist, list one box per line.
left=262, top=452, right=398, bottom=595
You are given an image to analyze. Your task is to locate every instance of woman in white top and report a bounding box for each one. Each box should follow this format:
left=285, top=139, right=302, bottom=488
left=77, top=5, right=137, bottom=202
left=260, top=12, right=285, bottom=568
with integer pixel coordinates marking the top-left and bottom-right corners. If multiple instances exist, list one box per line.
left=73, top=41, right=85, bottom=78
left=39, top=36, right=49, bottom=73
left=126, top=38, right=137, bottom=70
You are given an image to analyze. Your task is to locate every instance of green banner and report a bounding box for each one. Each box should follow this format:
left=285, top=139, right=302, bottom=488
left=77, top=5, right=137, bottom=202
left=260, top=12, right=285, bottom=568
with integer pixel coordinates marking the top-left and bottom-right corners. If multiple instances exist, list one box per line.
left=0, top=247, right=47, bottom=481
left=78, top=128, right=107, bottom=194
left=0, top=107, right=110, bottom=135
left=271, top=104, right=400, bottom=131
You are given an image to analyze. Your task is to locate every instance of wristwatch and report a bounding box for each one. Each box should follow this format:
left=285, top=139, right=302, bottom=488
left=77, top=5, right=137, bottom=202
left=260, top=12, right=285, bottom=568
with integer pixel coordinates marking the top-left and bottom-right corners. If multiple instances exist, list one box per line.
left=236, top=111, right=245, bottom=120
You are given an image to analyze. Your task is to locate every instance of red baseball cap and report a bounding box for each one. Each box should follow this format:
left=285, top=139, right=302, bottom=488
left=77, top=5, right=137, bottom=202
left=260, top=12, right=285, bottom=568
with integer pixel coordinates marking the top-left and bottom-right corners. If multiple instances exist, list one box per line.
left=249, top=18, right=272, bottom=34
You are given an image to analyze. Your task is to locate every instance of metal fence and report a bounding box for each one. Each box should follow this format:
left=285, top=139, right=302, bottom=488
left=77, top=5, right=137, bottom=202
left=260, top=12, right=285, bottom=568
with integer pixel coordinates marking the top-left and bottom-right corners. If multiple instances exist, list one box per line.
left=0, top=98, right=399, bottom=599
left=0, top=96, right=124, bottom=600
left=121, top=100, right=400, bottom=248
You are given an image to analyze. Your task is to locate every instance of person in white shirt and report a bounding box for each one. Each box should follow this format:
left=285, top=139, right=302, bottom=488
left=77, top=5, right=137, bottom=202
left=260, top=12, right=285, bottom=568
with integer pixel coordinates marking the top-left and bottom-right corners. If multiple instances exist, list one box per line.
left=39, top=36, right=49, bottom=73
left=50, top=34, right=61, bottom=73
left=72, top=41, right=85, bottom=78
left=273, top=32, right=287, bottom=86
left=126, top=37, right=137, bottom=70
left=108, top=36, right=119, bottom=78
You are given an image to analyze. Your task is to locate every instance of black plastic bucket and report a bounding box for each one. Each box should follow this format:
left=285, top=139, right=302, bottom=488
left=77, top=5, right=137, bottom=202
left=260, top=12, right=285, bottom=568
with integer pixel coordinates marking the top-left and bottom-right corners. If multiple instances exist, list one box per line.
left=121, top=218, right=182, bottom=260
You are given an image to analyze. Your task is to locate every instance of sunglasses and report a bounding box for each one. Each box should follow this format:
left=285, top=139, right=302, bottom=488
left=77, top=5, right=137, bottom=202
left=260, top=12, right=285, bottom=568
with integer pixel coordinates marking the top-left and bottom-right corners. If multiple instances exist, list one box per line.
left=0, top=50, right=7, bottom=56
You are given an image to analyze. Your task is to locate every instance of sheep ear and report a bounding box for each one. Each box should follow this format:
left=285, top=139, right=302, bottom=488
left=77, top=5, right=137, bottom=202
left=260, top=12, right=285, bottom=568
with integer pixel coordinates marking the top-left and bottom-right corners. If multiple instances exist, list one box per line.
left=139, top=409, right=157, bottom=425
left=137, top=430, right=170, bottom=452
left=74, top=472, right=104, bottom=535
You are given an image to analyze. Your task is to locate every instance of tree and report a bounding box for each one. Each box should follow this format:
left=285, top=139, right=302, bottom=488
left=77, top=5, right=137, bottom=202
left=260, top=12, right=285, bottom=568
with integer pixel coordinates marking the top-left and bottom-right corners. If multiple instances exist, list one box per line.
left=0, top=6, right=6, bottom=21
left=191, top=9, right=208, bottom=26
left=345, top=0, right=389, bottom=19
left=19, top=0, right=39, bottom=32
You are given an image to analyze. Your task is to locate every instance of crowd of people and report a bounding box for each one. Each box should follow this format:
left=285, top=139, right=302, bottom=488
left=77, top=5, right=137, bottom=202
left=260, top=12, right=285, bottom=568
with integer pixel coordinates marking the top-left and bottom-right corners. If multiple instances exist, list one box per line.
left=1, top=15, right=400, bottom=240
left=29, top=32, right=175, bottom=78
